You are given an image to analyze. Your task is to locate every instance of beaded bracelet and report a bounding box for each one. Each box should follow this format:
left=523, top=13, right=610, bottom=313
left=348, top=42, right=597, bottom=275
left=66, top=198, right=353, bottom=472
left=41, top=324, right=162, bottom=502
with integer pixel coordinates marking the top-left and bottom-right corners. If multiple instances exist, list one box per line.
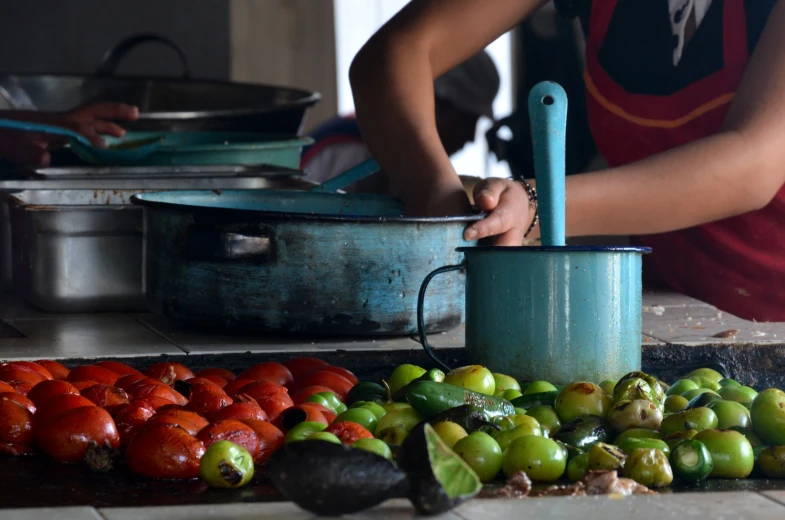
left=517, top=179, right=539, bottom=239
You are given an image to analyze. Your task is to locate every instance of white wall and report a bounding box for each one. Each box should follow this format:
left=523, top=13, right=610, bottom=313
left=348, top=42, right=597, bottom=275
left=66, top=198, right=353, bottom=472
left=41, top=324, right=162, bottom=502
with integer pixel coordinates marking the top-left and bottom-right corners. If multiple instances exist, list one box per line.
left=334, top=0, right=514, bottom=179
left=230, top=0, right=338, bottom=132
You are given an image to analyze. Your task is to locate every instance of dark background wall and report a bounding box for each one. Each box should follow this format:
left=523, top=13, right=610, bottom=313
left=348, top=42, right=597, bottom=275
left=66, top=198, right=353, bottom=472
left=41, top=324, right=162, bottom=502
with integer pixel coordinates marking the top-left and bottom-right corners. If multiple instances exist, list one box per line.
left=0, top=0, right=230, bottom=79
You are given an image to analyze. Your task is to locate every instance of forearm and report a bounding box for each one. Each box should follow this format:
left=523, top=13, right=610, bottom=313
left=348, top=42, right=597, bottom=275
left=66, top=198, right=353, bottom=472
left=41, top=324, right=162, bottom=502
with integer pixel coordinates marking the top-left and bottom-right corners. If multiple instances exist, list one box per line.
left=350, top=0, right=546, bottom=212
left=351, top=40, right=456, bottom=201
left=565, top=130, right=782, bottom=237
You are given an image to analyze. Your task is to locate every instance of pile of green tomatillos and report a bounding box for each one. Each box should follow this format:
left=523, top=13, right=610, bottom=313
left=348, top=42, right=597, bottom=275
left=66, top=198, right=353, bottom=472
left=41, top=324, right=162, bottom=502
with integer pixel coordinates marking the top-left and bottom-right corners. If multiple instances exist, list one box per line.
left=340, top=364, right=785, bottom=488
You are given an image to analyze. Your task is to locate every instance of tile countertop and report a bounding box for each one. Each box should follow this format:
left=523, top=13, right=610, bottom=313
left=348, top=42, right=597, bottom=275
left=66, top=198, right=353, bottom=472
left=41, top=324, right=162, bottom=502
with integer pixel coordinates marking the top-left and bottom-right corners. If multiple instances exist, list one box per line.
left=0, top=289, right=784, bottom=386
left=5, top=494, right=785, bottom=520
left=1, top=293, right=785, bottom=517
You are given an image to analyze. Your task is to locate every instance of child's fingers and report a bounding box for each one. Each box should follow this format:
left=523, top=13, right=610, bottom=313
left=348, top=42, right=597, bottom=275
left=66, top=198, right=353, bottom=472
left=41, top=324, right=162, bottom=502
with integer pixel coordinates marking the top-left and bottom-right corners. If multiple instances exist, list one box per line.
left=464, top=200, right=524, bottom=243
left=472, top=179, right=507, bottom=211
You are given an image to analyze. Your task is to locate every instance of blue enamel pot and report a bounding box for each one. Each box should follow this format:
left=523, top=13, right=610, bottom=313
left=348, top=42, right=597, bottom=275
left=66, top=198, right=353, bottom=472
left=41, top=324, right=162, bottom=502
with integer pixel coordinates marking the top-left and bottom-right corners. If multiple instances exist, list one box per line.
left=417, top=82, right=650, bottom=384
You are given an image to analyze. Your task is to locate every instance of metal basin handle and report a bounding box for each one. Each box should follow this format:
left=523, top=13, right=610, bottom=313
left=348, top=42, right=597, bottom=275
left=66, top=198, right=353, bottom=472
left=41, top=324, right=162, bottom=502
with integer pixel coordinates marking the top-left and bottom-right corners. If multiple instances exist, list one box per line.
left=96, top=33, right=192, bottom=79
left=185, top=226, right=272, bottom=262
left=417, top=262, right=466, bottom=372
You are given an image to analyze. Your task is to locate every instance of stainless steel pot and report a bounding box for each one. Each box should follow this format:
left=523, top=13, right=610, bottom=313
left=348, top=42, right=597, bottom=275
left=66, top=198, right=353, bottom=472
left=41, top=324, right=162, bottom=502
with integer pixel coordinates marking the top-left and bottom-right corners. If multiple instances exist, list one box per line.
left=0, top=34, right=321, bottom=135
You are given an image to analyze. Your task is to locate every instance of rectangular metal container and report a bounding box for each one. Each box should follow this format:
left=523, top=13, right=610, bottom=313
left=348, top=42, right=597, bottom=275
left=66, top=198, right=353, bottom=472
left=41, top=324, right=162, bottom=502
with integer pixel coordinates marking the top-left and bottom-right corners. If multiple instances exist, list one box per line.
left=4, top=190, right=146, bottom=312
left=0, top=174, right=317, bottom=312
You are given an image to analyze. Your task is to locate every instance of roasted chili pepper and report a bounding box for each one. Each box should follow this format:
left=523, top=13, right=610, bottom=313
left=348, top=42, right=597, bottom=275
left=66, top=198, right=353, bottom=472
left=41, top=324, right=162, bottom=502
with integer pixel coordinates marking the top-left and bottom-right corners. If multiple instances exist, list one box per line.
left=346, top=382, right=388, bottom=405
left=510, top=391, right=559, bottom=410
left=551, top=415, right=613, bottom=450
left=392, top=369, right=446, bottom=402
left=405, top=381, right=514, bottom=419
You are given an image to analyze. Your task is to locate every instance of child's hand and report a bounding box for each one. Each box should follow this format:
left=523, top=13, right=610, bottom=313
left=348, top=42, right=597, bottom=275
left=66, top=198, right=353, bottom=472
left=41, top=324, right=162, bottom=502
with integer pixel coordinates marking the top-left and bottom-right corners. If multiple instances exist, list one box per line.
left=463, top=178, right=535, bottom=245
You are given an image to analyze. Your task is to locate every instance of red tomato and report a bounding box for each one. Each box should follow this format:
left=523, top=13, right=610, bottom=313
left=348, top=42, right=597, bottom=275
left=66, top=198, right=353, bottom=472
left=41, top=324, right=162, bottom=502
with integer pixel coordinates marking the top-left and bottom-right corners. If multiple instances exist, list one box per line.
left=0, top=399, right=35, bottom=455
left=290, top=385, right=339, bottom=405
left=6, top=361, right=53, bottom=381
left=0, top=381, right=16, bottom=394
left=325, top=421, right=374, bottom=445
left=239, top=362, right=294, bottom=388
left=148, top=409, right=208, bottom=436
left=182, top=378, right=226, bottom=395
left=0, top=392, right=36, bottom=414
left=194, top=368, right=236, bottom=382
left=255, top=392, right=294, bottom=422
left=155, top=404, right=186, bottom=414
left=284, top=356, right=330, bottom=381
left=186, top=390, right=232, bottom=416
left=275, top=405, right=328, bottom=432
left=115, top=373, right=146, bottom=391
left=144, top=362, right=195, bottom=385
left=321, top=366, right=359, bottom=386
left=241, top=419, right=284, bottom=465
left=7, top=381, right=34, bottom=396
left=126, top=424, right=205, bottom=479
left=27, top=380, right=80, bottom=407
left=298, top=402, right=337, bottom=424
left=0, top=366, right=46, bottom=386
left=35, top=360, right=70, bottom=381
left=236, top=380, right=288, bottom=402
left=223, top=379, right=260, bottom=396
left=66, top=365, right=120, bottom=386
left=196, top=419, right=261, bottom=462
left=80, top=384, right=130, bottom=408
left=95, top=361, right=143, bottom=377
left=70, top=380, right=99, bottom=392
left=35, top=394, right=96, bottom=427
left=295, top=370, right=353, bottom=400
left=206, top=401, right=268, bottom=424
left=36, top=406, right=120, bottom=462
left=129, top=377, right=170, bottom=391
left=131, top=383, right=187, bottom=406
left=192, top=375, right=228, bottom=388
left=113, top=401, right=156, bottom=449
left=132, top=397, right=175, bottom=410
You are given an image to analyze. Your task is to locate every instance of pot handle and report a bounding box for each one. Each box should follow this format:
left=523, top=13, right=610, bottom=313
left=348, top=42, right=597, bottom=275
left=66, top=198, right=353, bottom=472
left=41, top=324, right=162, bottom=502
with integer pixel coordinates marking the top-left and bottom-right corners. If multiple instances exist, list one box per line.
left=185, top=226, right=272, bottom=262
left=417, top=262, right=466, bottom=372
left=96, top=33, right=192, bottom=78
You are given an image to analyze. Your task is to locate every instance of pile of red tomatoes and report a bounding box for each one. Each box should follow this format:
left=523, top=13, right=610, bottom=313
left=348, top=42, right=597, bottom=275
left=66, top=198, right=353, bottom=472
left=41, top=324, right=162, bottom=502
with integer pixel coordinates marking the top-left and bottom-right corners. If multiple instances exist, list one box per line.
left=0, top=357, right=360, bottom=480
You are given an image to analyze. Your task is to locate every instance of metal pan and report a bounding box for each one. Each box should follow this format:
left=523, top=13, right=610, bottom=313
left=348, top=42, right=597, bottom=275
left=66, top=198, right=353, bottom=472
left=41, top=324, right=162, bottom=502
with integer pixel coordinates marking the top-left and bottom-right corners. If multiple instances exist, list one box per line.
left=132, top=190, right=481, bottom=336
left=20, top=164, right=305, bottom=180
left=91, top=132, right=313, bottom=167
left=0, top=174, right=316, bottom=192
left=0, top=34, right=321, bottom=135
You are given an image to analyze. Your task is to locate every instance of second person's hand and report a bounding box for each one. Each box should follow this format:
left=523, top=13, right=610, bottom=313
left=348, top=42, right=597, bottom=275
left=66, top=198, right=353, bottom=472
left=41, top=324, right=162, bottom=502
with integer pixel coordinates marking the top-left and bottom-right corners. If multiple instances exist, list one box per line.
left=0, top=101, right=139, bottom=166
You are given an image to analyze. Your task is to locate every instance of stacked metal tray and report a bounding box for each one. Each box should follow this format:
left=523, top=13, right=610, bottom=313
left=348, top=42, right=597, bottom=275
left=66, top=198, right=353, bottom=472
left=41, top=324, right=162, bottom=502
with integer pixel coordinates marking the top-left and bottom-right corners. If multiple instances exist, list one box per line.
left=0, top=164, right=315, bottom=312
